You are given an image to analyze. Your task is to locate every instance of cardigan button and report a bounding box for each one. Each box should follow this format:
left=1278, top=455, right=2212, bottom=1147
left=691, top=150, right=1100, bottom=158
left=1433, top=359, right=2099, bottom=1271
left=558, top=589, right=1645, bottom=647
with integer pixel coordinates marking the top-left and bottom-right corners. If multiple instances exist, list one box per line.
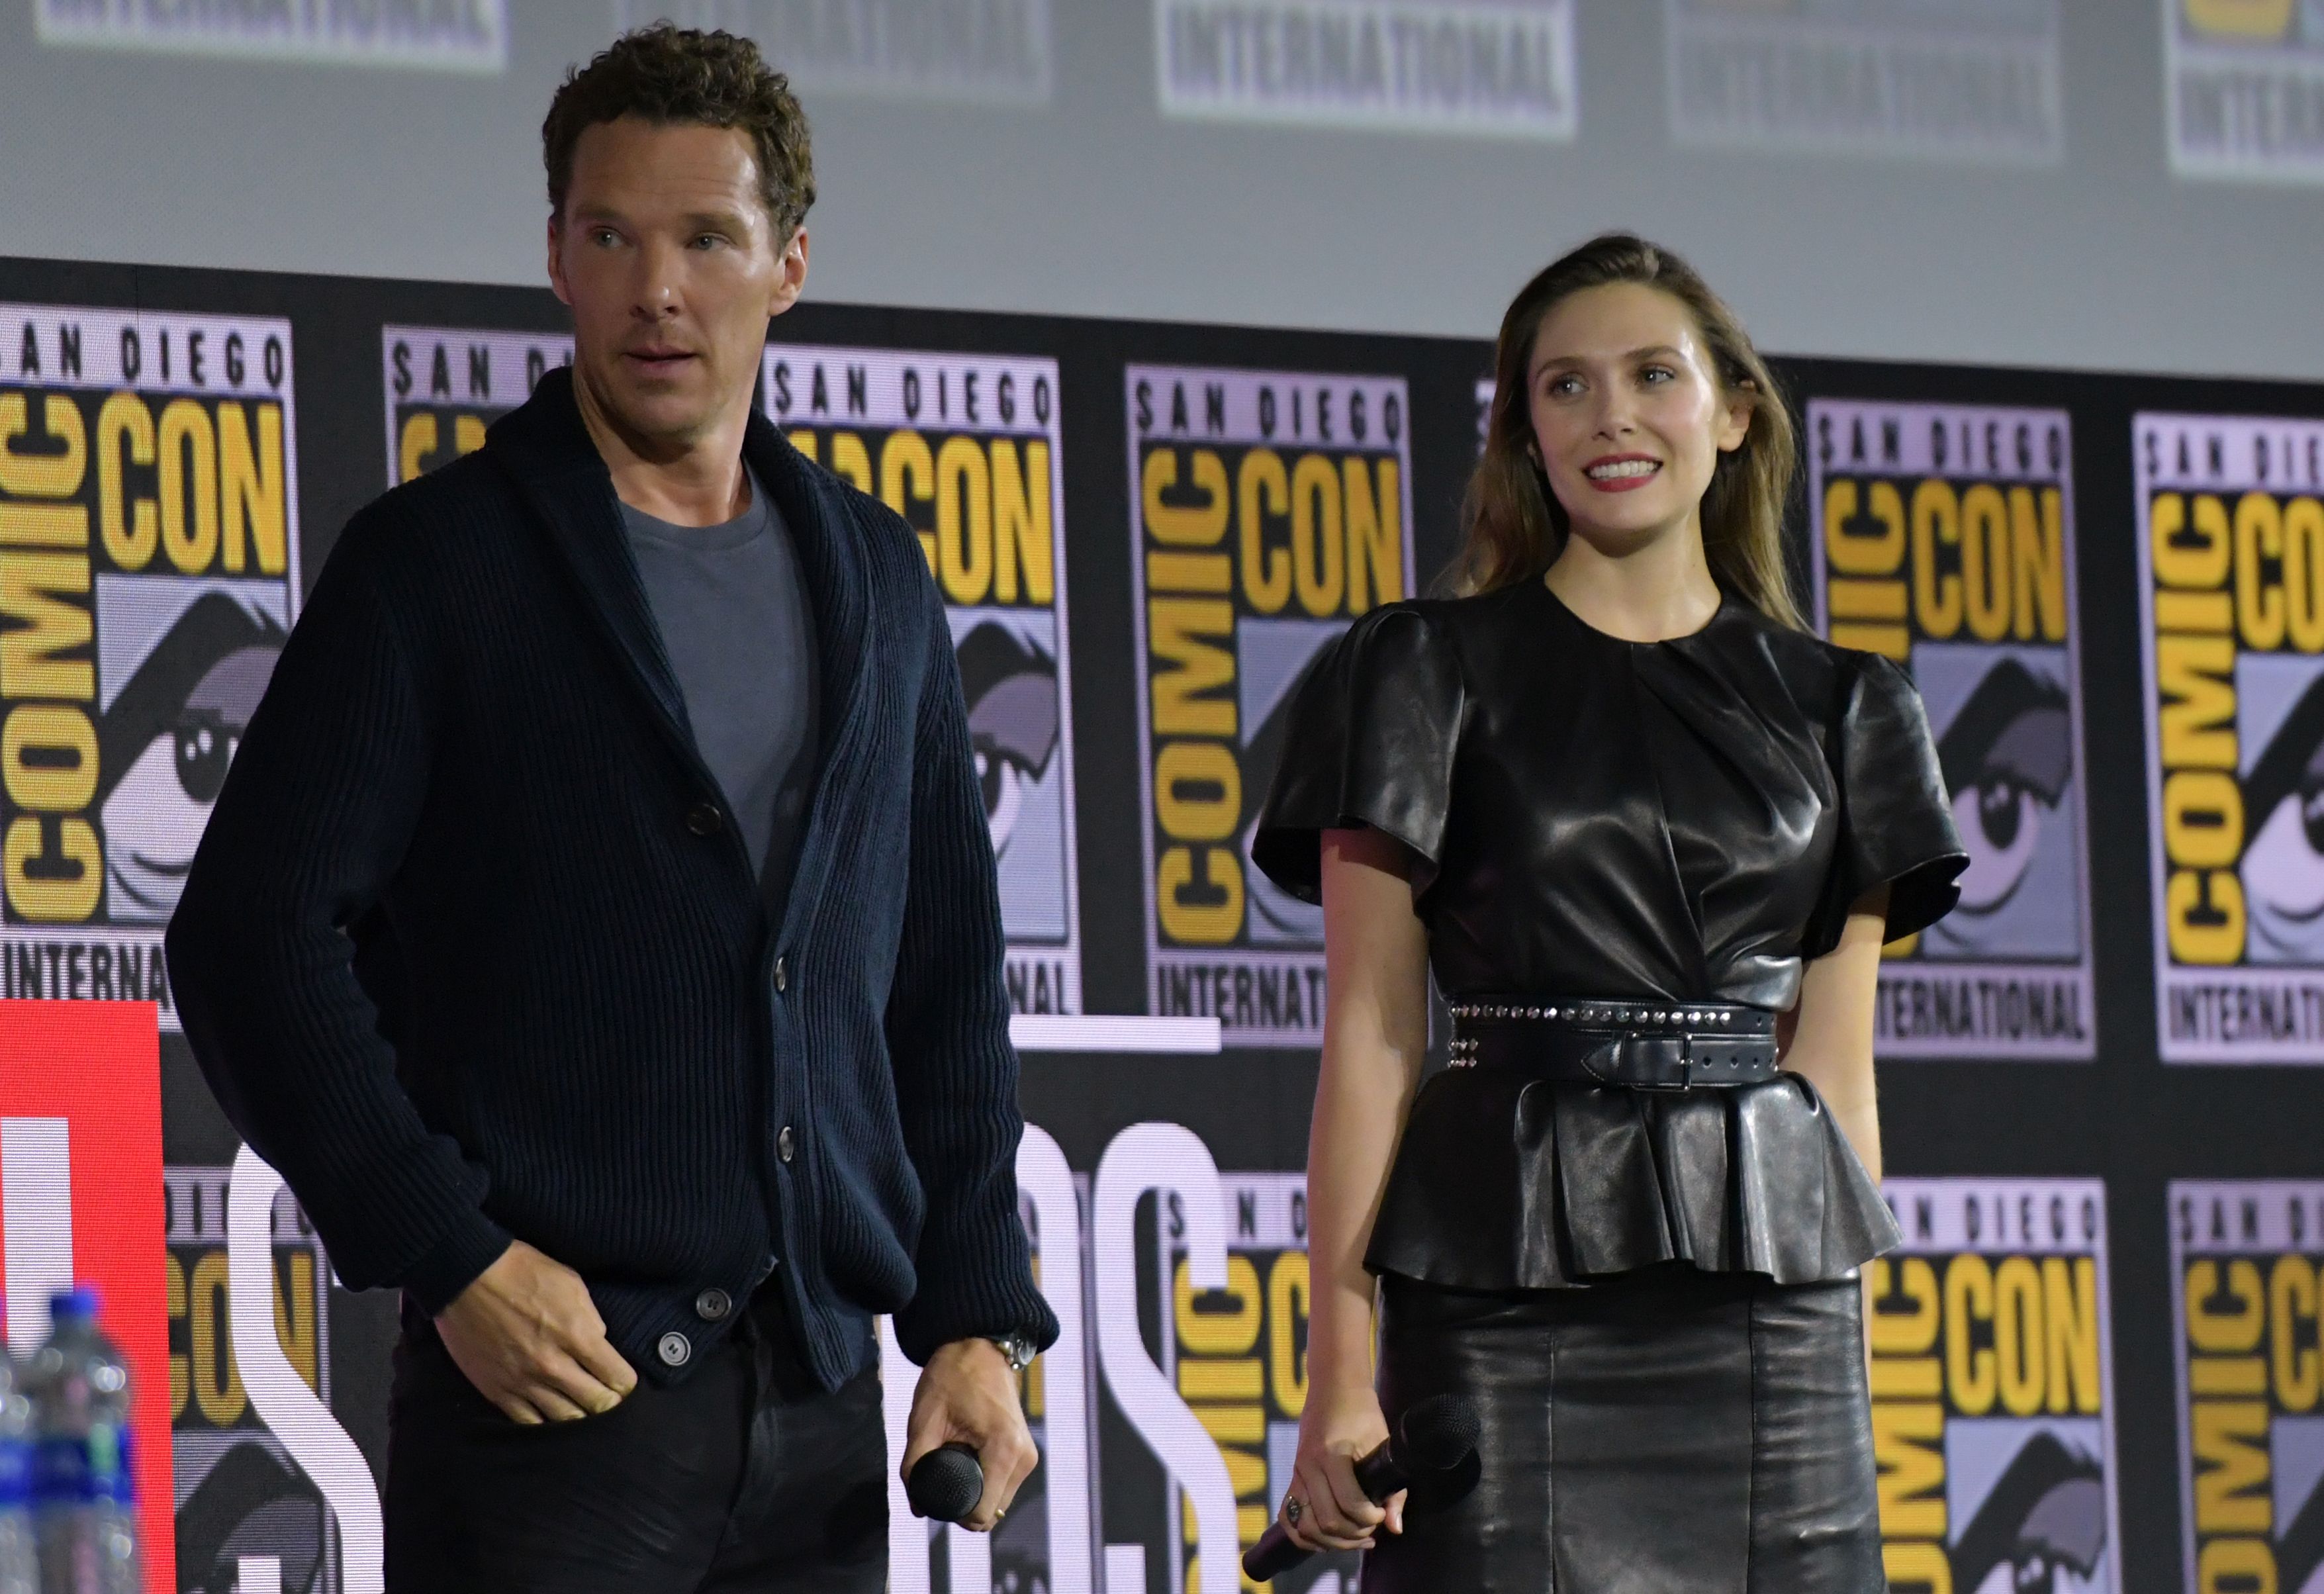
left=695, top=1288, right=732, bottom=1322
left=778, top=1125, right=798, bottom=1164
left=686, top=802, right=722, bottom=837
left=772, top=956, right=790, bottom=994
left=657, top=1331, right=692, bottom=1368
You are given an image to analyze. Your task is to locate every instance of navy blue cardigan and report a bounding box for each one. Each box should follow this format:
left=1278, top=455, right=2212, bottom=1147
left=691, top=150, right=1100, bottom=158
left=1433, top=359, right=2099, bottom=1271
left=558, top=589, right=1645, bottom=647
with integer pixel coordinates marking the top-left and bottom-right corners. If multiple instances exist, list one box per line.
left=167, top=368, right=1057, bottom=1388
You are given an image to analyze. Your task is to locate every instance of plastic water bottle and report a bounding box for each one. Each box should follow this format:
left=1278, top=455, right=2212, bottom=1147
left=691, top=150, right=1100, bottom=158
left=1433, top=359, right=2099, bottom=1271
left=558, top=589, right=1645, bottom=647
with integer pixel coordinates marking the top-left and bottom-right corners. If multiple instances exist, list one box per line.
left=28, top=1291, right=137, bottom=1594
left=0, top=1315, right=38, bottom=1594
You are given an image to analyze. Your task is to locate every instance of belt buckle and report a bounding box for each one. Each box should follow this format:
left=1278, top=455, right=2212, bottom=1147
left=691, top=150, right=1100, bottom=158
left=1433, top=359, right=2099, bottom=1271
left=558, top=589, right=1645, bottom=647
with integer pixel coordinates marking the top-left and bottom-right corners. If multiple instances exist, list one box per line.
left=1630, top=1033, right=1693, bottom=1092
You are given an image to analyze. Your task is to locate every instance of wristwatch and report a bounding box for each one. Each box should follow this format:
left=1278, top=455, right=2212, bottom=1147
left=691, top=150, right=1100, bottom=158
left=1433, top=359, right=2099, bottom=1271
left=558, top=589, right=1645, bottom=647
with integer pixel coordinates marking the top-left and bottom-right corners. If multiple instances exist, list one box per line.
left=987, top=1331, right=1038, bottom=1374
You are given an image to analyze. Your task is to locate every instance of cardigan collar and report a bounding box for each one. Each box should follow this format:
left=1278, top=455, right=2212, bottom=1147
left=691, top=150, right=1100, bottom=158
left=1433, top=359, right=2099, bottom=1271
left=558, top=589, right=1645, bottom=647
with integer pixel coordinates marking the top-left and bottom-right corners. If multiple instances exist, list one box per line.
left=483, top=365, right=875, bottom=928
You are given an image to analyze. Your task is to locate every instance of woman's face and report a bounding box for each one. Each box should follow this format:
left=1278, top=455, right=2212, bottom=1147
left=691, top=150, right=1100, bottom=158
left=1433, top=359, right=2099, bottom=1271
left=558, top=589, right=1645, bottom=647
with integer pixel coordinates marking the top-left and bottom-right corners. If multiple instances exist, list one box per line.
left=1524, top=281, right=1751, bottom=554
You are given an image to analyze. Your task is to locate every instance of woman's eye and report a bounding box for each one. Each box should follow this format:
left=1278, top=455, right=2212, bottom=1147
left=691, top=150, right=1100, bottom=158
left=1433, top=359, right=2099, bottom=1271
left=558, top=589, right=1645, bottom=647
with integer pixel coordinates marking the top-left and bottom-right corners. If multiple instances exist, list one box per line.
left=1544, top=374, right=1581, bottom=397
left=1642, top=365, right=1674, bottom=384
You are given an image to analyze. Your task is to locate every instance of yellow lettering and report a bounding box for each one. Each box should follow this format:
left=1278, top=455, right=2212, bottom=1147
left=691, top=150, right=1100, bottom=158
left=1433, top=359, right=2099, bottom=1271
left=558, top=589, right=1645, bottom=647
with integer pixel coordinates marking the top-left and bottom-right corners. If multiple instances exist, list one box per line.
left=0, top=552, right=93, bottom=699
left=1158, top=845, right=1243, bottom=944
left=1344, top=457, right=1402, bottom=610
left=219, top=402, right=287, bottom=576
left=1945, top=1254, right=1996, bottom=1415
left=2159, top=635, right=2239, bottom=768
left=2190, top=1260, right=2266, bottom=1351
left=2168, top=869, right=2247, bottom=964
left=1268, top=1251, right=1309, bottom=1418
left=99, top=393, right=157, bottom=567
left=1290, top=454, right=1343, bottom=617
left=2272, top=1257, right=2319, bottom=1411
left=1155, top=741, right=1241, bottom=842
left=1871, top=1401, right=1947, bottom=1536
left=2285, top=497, right=2324, bottom=653
left=0, top=395, right=86, bottom=498
left=2041, top=1257, right=2102, bottom=1415
left=188, top=1251, right=248, bottom=1427
left=1829, top=479, right=1906, bottom=575
left=1144, top=448, right=1231, bottom=547
left=158, top=398, right=218, bottom=573
left=2164, top=770, right=2246, bottom=869
left=1236, top=450, right=1290, bottom=614
left=1961, top=484, right=2012, bottom=642
left=2192, top=1400, right=2272, bottom=1532
left=1993, top=1256, right=2044, bottom=1416
left=992, top=440, right=1053, bottom=604
left=1, top=705, right=97, bottom=811
left=2010, top=486, right=2068, bottom=641
left=2, top=816, right=100, bottom=922
left=2157, top=493, right=2233, bottom=588
left=1149, top=600, right=1237, bottom=737
left=2197, top=1538, right=2278, bottom=1594
left=934, top=435, right=992, bottom=605
left=1910, top=481, right=1961, bottom=637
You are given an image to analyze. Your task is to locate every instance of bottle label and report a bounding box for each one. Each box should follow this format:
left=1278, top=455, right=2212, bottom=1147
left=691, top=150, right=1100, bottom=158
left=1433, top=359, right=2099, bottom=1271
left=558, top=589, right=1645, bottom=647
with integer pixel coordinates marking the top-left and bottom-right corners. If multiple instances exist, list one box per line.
left=0, top=1439, right=30, bottom=1507
left=87, top=1423, right=132, bottom=1505
left=34, top=1436, right=91, bottom=1504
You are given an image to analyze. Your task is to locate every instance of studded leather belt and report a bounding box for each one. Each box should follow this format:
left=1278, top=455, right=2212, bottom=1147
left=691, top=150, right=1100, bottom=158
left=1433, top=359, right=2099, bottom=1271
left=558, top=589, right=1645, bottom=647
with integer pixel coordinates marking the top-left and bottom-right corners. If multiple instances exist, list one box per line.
left=1445, top=998, right=1781, bottom=1090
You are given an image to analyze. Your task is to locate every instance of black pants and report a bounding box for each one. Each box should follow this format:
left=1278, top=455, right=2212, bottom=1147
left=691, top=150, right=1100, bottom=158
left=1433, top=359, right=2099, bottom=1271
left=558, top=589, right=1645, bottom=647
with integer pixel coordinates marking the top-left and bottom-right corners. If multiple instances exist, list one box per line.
left=383, top=1288, right=886, bottom=1593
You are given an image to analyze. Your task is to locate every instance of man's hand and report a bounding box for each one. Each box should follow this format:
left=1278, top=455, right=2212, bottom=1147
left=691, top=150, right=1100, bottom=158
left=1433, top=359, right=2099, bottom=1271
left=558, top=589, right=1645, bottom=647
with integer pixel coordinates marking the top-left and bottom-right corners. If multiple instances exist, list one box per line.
left=434, top=1239, right=638, bottom=1425
left=901, top=1338, right=1038, bottom=1531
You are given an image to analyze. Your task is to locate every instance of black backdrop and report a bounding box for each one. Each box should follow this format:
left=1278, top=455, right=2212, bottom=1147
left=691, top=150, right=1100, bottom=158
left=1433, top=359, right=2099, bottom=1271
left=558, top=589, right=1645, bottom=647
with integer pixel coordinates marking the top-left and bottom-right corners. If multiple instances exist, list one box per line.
left=2, top=250, right=2320, bottom=1594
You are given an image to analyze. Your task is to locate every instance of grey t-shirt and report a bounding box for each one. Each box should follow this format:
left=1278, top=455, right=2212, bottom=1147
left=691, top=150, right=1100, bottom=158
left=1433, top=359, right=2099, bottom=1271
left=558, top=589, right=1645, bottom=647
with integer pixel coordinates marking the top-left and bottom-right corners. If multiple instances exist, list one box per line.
left=620, top=469, right=820, bottom=915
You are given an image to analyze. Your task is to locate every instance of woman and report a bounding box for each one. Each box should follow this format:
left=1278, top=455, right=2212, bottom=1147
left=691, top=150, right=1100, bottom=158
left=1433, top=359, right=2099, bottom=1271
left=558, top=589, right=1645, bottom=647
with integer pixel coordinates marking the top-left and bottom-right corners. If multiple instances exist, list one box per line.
left=1250, top=233, right=1966, bottom=1591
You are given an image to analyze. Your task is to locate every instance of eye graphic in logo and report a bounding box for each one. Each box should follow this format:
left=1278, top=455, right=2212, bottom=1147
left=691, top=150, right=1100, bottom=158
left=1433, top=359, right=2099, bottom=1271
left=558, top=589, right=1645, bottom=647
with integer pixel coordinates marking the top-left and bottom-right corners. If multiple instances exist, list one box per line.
left=956, top=621, right=1059, bottom=859
left=2273, top=1428, right=2324, bottom=1594
left=2241, top=671, right=2324, bottom=964
left=95, top=592, right=286, bottom=923
left=1935, top=658, right=2074, bottom=921
left=176, top=1439, right=328, bottom=1594
left=1952, top=1430, right=2108, bottom=1594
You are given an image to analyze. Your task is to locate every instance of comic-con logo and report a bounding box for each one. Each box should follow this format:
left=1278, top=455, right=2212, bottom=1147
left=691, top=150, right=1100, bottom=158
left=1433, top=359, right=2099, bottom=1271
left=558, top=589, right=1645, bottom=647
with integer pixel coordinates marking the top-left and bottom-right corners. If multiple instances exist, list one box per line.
left=2166, top=0, right=2324, bottom=182
left=382, top=325, right=571, bottom=484
left=1127, top=366, right=1414, bottom=1048
left=0, top=307, right=299, bottom=1024
left=1872, top=1179, right=2120, bottom=1594
left=1809, top=402, right=2095, bottom=1059
left=2170, top=1180, right=2324, bottom=1594
left=2135, top=414, right=2324, bottom=1061
left=166, top=1168, right=338, bottom=1594
left=1164, top=1173, right=1344, bottom=1593
left=763, top=345, right=1082, bottom=1015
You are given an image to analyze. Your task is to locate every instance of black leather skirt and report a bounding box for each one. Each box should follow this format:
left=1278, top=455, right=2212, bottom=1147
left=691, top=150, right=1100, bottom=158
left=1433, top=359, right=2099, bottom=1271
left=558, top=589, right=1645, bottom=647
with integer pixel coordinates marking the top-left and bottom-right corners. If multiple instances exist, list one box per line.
left=1364, top=1265, right=1882, bottom=1594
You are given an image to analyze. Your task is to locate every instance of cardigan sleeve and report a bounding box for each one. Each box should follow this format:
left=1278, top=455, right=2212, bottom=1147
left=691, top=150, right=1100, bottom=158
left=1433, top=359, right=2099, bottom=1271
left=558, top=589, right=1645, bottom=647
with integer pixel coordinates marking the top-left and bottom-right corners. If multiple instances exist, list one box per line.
left=166, top=509, right=512, bottom=1312
left=883, top=569, right=1062, bottom=1366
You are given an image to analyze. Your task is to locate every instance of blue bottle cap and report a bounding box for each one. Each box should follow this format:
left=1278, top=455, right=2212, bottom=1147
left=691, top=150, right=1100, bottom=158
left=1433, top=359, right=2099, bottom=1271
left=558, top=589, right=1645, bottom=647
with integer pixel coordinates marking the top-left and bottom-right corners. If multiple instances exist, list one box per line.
left=48, top=1288, right=98, bottom=1321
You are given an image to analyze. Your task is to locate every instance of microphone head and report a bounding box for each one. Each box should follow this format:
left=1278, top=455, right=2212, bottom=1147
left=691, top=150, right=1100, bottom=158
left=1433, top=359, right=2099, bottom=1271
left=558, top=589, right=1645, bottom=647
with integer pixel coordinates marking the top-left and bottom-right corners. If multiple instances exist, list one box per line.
left=906, top=1443, right=986, bottom=1522
left=1397, top=1393, right=1483, bottom=1472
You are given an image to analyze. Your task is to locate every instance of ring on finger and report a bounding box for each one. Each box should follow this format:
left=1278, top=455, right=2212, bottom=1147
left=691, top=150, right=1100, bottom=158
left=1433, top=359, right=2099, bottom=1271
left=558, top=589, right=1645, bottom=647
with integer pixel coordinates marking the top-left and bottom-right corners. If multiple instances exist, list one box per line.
left=1284, top=1495, right=1303, bottom=1527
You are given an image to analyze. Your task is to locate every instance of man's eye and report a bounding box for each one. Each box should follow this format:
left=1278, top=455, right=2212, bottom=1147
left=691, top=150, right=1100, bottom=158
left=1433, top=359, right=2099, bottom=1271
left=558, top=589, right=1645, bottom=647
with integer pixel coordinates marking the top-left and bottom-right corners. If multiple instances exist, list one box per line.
left=693, top=234, right=724, bottom=249
left=592, top=229, right=620, bottom=247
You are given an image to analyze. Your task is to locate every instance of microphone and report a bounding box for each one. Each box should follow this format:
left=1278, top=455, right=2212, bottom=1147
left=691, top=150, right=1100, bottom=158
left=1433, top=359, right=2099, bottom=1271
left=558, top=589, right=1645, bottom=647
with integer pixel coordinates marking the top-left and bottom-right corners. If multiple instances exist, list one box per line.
left=1242, top=1393, right=1481, bottom=1583
left=906, top=1441, right=986, bottom=1523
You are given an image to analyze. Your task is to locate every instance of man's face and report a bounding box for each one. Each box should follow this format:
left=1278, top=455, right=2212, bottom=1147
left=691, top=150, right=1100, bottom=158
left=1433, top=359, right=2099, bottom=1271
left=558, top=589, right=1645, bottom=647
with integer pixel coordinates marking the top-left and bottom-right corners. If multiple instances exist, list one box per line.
left=547, top=117, right=806, bottom=454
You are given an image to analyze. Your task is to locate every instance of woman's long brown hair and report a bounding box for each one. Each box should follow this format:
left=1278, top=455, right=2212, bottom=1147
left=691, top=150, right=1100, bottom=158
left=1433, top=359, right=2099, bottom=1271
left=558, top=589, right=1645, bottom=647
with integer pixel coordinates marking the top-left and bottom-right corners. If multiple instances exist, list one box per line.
left=1449, top=232, right=1803, bottom=630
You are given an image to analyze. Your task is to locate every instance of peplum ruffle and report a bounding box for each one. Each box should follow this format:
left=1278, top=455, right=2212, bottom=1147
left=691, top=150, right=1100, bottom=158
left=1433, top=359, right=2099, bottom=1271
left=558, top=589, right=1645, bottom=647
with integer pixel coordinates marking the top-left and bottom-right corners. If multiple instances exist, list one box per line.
left=1366, top=1066, right=1899, bottom=1290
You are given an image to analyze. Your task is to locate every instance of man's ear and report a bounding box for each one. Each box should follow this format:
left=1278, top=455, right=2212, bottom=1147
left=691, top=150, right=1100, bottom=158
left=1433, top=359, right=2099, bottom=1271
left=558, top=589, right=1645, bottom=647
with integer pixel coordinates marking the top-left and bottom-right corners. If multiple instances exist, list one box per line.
left=546, top=216, right=573, bottom=308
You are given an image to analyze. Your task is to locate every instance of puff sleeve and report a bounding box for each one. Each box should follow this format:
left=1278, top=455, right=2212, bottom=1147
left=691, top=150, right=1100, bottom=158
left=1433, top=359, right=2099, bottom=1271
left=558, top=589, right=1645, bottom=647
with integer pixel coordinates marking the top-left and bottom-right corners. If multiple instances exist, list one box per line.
left=1249, top=604, right=1464, bottom=904
left=1804, top=652, right=1970, bottom=958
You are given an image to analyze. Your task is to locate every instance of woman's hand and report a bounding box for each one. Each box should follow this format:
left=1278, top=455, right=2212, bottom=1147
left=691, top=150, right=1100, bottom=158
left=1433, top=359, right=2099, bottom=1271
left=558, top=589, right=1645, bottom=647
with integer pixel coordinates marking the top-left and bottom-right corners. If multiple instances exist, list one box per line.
left=1281, top=1376, right=1404, bottom=1554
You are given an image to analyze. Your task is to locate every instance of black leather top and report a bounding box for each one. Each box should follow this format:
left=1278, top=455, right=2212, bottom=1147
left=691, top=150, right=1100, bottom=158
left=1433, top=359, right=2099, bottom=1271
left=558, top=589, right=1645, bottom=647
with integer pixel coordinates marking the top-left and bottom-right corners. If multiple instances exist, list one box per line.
left=1252, top=577, right=1969, bottom=1289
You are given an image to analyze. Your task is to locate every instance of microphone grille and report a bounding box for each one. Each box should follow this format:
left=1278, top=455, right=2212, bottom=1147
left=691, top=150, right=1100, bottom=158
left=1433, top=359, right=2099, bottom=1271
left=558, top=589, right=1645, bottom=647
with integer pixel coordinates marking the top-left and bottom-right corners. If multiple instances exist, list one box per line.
left=1399, top=1393, right=1483, bottom=1471
left=906, top=1445, right=986, bottom=1522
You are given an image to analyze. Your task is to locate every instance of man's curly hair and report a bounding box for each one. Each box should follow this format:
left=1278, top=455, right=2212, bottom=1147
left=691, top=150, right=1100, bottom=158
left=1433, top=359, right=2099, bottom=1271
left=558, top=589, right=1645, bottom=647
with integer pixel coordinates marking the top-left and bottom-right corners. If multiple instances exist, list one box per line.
left=543, top=24, right=815, bottom=241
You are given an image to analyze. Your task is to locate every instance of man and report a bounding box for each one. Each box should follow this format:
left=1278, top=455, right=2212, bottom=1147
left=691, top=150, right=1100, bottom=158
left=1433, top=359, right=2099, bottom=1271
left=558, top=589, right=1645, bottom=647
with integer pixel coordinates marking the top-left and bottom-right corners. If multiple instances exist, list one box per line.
left=166, top=24, right=1055, bottom=1592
